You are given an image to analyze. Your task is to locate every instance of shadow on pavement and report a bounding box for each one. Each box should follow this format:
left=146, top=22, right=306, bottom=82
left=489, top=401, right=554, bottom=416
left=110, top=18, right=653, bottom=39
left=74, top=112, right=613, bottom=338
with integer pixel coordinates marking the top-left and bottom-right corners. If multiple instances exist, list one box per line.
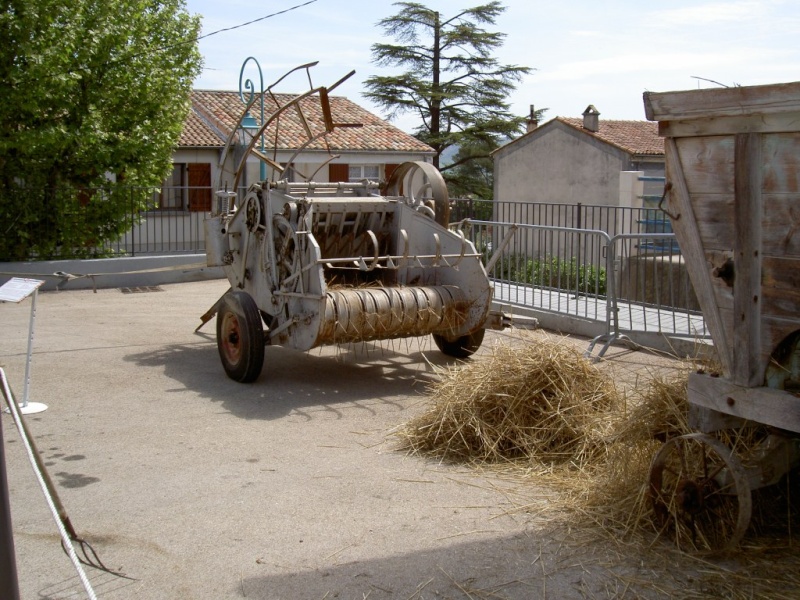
left=123, top=336, right=460, bottom=422
left=236, top=525, right=658, bottom=600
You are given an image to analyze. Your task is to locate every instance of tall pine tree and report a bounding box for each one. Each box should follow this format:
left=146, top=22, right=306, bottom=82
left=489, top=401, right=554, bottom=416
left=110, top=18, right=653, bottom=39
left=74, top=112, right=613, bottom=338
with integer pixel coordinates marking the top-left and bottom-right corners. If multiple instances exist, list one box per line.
left=364, top=1, right=531, bottom=191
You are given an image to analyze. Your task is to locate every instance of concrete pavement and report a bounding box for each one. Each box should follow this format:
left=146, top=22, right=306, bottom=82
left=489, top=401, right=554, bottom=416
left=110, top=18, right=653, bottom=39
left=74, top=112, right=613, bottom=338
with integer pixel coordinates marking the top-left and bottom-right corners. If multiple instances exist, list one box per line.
left=0, top=279, right=687, bottom=599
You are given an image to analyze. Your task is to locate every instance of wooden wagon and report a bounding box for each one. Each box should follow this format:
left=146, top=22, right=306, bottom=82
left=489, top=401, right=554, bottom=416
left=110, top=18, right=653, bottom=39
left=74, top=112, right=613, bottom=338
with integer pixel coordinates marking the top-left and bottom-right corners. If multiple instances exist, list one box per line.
left=643, top=82, right=800, bottom=553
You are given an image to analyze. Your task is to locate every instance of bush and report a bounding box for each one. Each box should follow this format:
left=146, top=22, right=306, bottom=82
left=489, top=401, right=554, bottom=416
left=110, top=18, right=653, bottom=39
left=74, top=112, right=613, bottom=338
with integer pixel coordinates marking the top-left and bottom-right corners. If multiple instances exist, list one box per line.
left=492, top=254, right=607, bottom=296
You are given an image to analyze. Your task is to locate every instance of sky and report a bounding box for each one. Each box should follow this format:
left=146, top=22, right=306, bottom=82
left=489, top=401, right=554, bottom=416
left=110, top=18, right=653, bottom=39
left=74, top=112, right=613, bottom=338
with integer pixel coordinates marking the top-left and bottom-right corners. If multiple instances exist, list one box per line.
left=185, top=0, right=800, bottom=132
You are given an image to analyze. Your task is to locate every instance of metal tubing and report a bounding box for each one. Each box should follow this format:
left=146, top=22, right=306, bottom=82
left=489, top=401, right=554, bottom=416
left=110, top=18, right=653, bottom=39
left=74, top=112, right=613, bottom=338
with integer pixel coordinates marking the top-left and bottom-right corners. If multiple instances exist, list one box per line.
left=0, top=406, right=20, bottom=600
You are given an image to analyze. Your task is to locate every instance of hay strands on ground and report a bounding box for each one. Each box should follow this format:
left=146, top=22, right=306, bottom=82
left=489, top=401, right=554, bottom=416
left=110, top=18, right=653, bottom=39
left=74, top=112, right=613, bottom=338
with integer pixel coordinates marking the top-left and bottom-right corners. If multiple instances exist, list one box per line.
left=397, top=340, right=619, bottom=468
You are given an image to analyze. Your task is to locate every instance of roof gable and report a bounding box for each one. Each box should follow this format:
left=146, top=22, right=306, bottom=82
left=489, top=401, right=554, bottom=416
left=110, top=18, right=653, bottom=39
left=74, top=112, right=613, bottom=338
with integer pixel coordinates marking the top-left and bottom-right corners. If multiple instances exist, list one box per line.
left=180, top=90, right=434, bottom=155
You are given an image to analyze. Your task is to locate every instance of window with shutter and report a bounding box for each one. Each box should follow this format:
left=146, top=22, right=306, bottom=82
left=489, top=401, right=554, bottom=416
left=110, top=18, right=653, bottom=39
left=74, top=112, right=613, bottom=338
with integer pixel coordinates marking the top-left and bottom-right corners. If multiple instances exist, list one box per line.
left=384, top=164, right=399, bottom=182
left=329, top=163, right=349, bottom=182
left=188, top=163, right=212, bottom=212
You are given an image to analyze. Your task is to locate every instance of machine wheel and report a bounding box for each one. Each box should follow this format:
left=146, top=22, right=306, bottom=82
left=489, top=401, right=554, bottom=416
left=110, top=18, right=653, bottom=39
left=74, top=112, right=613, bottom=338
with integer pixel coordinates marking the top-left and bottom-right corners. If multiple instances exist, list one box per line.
left=216, top=291, right=265, bottom=383
left=433, top=329, right=485, bottom=359
left=648, top=433, right=751, bottom=554
left=383, top=161, right=450, bottom=226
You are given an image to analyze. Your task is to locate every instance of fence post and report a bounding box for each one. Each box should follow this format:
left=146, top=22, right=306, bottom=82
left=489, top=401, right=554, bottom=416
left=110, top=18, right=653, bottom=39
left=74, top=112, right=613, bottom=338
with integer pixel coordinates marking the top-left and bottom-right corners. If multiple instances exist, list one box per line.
left=606, top=235, right=620, bottom=338
left=575, top=203, right=583, bottom=292
left=130, top=189, right=136, bottom=257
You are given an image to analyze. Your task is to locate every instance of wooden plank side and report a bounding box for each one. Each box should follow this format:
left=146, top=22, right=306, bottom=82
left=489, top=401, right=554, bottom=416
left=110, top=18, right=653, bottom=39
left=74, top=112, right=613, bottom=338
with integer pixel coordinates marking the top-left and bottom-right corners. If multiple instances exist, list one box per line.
left=761, top=285, right=800, bottom=321
left=675, top=136, right=734, bottom=195
left=761, top=194, right=800, bottom=257
left=688, top=372, right=800, bottom=434
left=733, top=132, right=763, bottom=387
left=659, top=111, right=800, bottom=138
left=762, top=255, right=800, bottom=289
left=693, top=194, right=735, bottom=250
left=666, top=138, right=733, bottom=375
left=692, top=194, right=800, bottom=258
left=762, top=132, right=800, bottom=193
left=719, top=306, right=737, bottom=353
left=644, top=82, right=800, bottom=122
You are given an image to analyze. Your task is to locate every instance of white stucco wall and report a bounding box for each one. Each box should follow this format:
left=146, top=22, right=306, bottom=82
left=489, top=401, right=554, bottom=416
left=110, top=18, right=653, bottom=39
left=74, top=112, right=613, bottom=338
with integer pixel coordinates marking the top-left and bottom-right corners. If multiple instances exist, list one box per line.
left=493, top=121, right=631, bottom=208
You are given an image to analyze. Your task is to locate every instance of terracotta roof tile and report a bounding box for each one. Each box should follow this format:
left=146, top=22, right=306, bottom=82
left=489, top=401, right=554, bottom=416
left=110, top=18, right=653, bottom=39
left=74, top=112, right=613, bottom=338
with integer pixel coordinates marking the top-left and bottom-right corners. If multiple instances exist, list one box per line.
left=558, top=117, right=664, bottom=156
left=181, top=90, right=434, bottom=155
left=178, top=109, right=224, bottom=147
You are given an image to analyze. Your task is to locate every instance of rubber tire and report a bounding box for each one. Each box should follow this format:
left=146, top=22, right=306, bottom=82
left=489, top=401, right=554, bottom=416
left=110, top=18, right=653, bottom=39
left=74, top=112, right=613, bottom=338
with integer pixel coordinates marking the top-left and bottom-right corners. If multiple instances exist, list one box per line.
left=432, top=329, right=485, bottom=359
left=216, top=291, right=265, bottom=383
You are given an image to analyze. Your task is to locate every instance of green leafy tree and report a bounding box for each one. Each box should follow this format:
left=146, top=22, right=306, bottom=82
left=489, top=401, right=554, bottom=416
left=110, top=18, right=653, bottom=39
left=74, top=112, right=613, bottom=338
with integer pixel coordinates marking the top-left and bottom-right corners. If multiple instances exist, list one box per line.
left=0, top=0, right=202, bottom=260
left=364, top=1, right=531, bottom=187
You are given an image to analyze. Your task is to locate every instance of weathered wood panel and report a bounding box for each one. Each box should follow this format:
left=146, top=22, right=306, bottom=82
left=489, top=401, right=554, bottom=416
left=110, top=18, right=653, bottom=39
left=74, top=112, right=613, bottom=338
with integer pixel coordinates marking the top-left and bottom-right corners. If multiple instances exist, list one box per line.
left=659, top=111, right=800, bottom=138
left=709, top=263, right=735, bottom=311
left=687, top=194, right=800, bottom=257
left=762, top=132, right=800, bottom=192
left=761, top=285, right=800, bottom=321
left=762, top=256, right=800, bottom=289
left=715, top=312, right=800, bottom=384
left=692, top=194, right=735, bottom=251
left=645, top=82, right=800, bottom=122
left=675, top=136, right=734, bottom=195
left=733, top=133, right=763, bottom=387
left=688, top=372, right=800, bottom=434
left=667, top=138, right=733, bottom=375
left=648, top=81, right=800, bottom=395
left=762, top=194, right=800, bottom=257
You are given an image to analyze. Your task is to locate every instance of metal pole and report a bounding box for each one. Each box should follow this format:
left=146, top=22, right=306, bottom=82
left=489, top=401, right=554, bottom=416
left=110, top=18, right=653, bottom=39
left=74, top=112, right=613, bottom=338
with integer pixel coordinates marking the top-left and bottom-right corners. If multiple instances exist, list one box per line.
left=239, top=57, right=266, bottom=181
left=21, top=289, right=37, bottom=408
left=0, top=407, right=21, bottom=600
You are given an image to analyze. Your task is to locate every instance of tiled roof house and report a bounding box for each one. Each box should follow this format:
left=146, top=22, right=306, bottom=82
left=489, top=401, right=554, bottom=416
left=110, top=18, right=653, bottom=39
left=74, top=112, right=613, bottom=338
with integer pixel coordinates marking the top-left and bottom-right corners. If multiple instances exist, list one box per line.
left=492, top=105, right=665, bottom=208
left=166, top=90, right=434, bottom=211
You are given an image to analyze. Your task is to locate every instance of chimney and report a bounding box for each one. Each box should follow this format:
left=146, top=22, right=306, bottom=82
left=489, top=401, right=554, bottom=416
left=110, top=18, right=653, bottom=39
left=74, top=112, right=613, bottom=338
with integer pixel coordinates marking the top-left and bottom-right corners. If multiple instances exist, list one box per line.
left=582, top=104, right=600, bottom=132
left=526, top=104, right=539, bottom=132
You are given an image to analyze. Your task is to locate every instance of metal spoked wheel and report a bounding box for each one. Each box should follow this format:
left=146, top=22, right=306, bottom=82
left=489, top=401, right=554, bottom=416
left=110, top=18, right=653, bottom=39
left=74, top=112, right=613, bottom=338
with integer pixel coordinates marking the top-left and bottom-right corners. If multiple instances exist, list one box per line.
left=648, top=433, right=752, bottom=554
left=432, top=329, right=485, bottom=359
left=383, top=161, right=450, bottom=226
left=216, top=291, right=265, bottom=383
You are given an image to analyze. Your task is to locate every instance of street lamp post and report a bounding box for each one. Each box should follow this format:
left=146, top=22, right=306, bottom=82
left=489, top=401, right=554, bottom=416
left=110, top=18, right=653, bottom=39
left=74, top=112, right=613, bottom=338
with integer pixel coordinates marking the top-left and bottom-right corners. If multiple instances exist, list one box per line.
left=239, top=56, right=266, bottom=182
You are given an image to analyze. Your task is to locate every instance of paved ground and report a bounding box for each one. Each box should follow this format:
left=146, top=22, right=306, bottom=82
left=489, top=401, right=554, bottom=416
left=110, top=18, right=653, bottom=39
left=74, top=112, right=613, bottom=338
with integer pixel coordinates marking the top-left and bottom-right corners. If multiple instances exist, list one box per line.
left=0, top=280, right=694, bottom=599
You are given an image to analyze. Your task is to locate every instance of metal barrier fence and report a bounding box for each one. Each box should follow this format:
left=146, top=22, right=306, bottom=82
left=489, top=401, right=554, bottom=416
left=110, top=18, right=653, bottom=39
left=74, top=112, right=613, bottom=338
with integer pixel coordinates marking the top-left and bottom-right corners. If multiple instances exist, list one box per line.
left=456, top=219, right=709, bottom=357
left=451, top=198, right=674, bottom=240
left=7, top=188, right=678, bottom=262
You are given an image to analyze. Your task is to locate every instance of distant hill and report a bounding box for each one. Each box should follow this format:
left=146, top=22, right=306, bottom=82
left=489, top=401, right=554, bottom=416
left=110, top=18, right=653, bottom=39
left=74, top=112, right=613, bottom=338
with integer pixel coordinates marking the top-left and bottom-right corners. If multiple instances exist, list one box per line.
left=440, top=145, right=459, bottom=167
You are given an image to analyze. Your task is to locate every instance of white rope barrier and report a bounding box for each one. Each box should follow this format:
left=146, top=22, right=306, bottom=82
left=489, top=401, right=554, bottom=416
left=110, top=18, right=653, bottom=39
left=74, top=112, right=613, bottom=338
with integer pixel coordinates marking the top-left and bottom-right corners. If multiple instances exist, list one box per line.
left=0, top=369, right=98, bottom=600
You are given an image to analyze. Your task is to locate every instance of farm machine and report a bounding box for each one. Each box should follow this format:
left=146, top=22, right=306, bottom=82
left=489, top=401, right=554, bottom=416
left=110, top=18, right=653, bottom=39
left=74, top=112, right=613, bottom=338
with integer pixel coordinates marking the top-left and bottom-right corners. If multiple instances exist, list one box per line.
left=200, top=64, right=501, bottom=383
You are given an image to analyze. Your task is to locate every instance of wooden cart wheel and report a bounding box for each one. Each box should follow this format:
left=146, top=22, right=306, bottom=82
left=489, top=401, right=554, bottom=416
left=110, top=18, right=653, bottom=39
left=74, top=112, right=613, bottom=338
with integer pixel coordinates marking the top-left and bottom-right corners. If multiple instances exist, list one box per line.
left=216, top=291, right=265, bottom=383
left=648, top=433, right=751, bottom=554
left=432, top=329, right=485, bottom=359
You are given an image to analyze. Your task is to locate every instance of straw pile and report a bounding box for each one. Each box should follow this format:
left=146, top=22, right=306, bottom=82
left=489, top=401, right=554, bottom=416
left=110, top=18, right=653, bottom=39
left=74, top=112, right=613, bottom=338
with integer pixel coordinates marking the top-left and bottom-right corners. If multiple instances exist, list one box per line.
left=399, top=340, right=800, bottom=597
left=398, top=341, right=618, bottom=468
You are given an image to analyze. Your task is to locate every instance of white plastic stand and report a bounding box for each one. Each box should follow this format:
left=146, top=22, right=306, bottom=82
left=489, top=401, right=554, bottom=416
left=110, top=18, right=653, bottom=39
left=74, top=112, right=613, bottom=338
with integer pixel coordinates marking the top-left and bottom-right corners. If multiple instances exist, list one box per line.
left=0, top=278, right=47, bottom=414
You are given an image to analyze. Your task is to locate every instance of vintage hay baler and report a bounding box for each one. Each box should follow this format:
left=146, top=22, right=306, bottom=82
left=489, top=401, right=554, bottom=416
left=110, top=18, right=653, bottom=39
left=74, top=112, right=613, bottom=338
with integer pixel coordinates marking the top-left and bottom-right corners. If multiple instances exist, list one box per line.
left=644, top=82, right=800, bottom=553
left=200, top=65, right=499, bottom=383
